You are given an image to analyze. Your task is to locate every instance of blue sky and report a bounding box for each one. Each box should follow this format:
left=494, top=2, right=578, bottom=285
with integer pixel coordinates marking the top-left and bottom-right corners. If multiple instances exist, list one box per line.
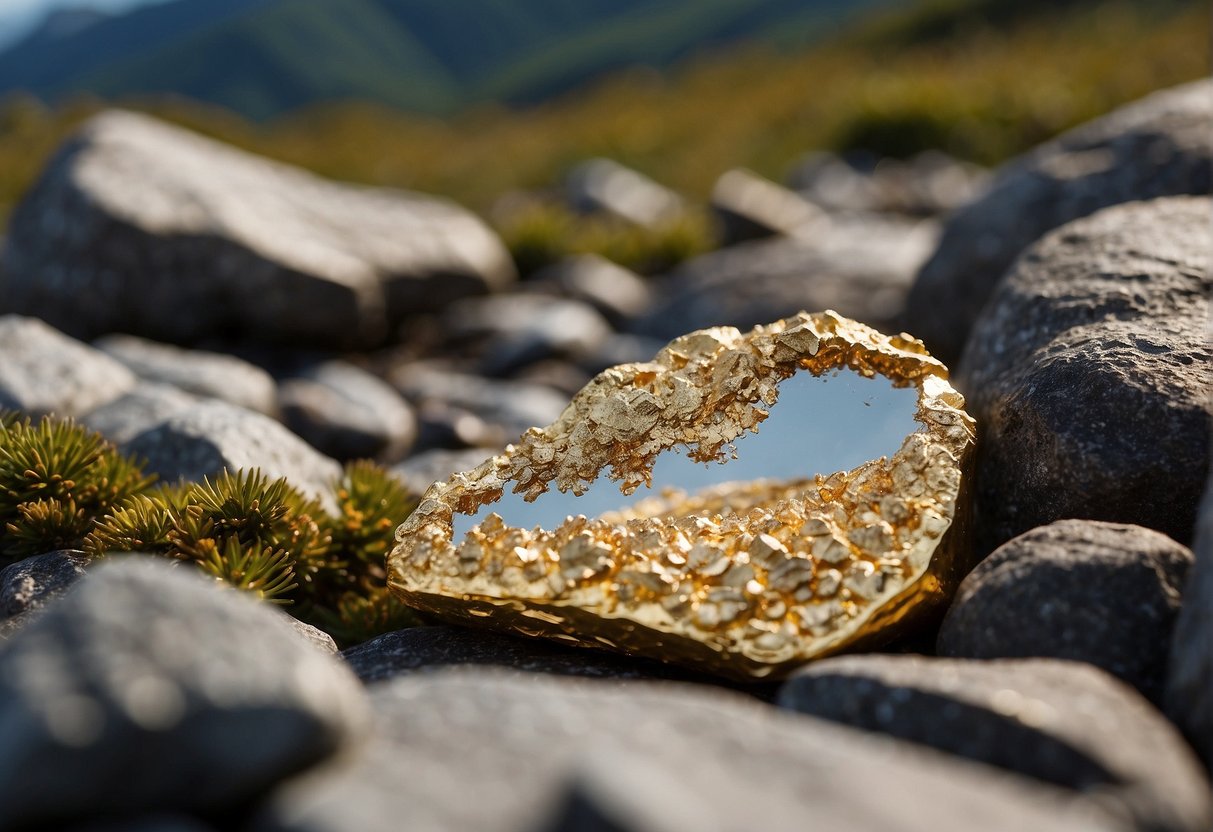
left=0, top=0, right=165, bottom=49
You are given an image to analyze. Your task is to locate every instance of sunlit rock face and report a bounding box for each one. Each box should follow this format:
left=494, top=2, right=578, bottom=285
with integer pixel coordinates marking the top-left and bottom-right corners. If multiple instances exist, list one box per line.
left=389, top=311, right=975, bottom=680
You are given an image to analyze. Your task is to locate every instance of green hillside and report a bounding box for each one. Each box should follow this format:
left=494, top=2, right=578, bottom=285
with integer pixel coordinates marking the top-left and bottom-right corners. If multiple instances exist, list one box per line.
left=0, top=0, right=1205, bottom=254
left=0, top=0, right=891, bottom=119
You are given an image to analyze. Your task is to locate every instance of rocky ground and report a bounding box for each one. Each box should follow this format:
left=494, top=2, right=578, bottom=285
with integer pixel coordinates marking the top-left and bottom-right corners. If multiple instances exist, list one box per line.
left=0, top=79, right=1209, bottom=831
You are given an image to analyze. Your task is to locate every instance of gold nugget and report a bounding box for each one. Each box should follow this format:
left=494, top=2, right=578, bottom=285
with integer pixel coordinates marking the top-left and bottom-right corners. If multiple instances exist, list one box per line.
left=388, top=311, right=975, bottom=679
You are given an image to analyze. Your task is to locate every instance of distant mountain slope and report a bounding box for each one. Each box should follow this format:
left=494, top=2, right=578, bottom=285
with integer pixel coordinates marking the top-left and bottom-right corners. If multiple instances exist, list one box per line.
left=0, top=0, right=893, bottom=119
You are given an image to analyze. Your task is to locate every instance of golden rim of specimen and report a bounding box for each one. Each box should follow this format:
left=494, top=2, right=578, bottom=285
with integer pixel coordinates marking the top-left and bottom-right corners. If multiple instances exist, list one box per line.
left=388, top=311, right=975, bottom=680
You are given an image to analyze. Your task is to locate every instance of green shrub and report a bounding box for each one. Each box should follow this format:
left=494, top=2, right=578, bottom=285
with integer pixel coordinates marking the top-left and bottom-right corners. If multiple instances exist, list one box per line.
left=2, top=412, right=422, bottom=645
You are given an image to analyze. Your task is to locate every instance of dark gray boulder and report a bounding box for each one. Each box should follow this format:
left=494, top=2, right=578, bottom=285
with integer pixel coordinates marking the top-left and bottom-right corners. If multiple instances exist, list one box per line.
left=1168, top=464, right=1213, bottom=769
left=121, top=400, right=341, bottom=504
left=339, top=626, right=697, bottom=685
left=0, top=110, right=515, bottom=348
left=631, top=213, right=937, bottom=340
left=0, top=315, right=135, bottom=417
left=957, top=197, right=1211, bottom=552
left=96, top=334, right=278, bottom=416
left=0, top=550, right=89, bottom=620
left=905, top=79, right=1212, bottom=364
left=0, top=558, right=368, bottom=828
left=778, top=655, right=1212, bottom=832
left=278, top=360, right=416, bottom=462
left=936, top=520, right=1193, bottom=704
left=254, top=670, right=1110, bottom=832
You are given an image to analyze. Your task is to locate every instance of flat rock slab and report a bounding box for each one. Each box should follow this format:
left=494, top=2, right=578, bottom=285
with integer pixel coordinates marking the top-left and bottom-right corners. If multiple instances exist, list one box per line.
left=1169, top=464, right=1213, bottom=769
left=339, top=626, right=703, bottom=685
left=778, top=655, right=1212, bottom=832
left=957, top=196, right=1211, bottom=552
left=254, top=670, right=1110, bottom=832
left=0, top=558, right=368, bottom=828
left=905, top=79, right=1212, bottom=364
left=0, top=110, right=515, bottom=348
left=122, top=400, right=341, bottom=505
left=0, top=550, right=90, bottom=621
left=937, top=519, right=1193, bottom=704
left=0, top=315, right=136, bottom=418
left=96, top=335, right=278, bottom=416
left=632, top=213, right=937, bottom=340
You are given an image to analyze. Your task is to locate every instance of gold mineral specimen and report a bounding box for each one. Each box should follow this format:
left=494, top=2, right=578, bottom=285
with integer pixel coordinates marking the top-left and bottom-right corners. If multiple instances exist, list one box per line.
left=388, top=311, right=975, bottom=679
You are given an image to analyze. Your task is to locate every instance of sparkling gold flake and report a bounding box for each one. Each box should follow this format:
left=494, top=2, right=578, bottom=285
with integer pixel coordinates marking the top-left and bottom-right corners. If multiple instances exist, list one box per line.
left=388, top=311, right=975, bottom=680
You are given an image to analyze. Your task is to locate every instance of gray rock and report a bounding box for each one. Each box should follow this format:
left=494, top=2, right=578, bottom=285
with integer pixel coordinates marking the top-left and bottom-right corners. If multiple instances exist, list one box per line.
left=0, top=110, right=515, bottom=348
left=0, top=550, right=90, bottom=620
left=710, top=167, right=826, bottom=245
left=565, top=158, right=683, bottom=228
left=632, top=213, right=937, bottom=340
left=339, top=626, right=698, bottom=685
left=787, top=150, right=989, bottom=217
left=1168, top=464, right=1213, bottom=769
left=389, top=448, right=498, bottom=496
left=578, top=333, right=664, bottom=376
left=440, top=294, right=612, bottom=377
left=95, top=334, right=278, bottom=415
left=905, top=79, right=1212, bottom=364
left=510, top=360, right=593, bottom=398
left=957, top=197, right=1211, bottom=552
left=778, top=655, right=1212, bottom=832
left=0, top=558, right=368, bottom=827
left=291, top=620, right=339, bottom=655
left=121, top=400, right=341, bottom=503
left=254, top=670, right=1110, bottom=832
left=937, top=520, right=1193, bottom=704
left=390, top=362, right=569, bottom=448
left=526, top=255, right=654, bottom=326
left=0, top=315, right=135, bottom=417
left=279, top=360, right=416, bottom=462
left=81, top=381, right=199, bottom=445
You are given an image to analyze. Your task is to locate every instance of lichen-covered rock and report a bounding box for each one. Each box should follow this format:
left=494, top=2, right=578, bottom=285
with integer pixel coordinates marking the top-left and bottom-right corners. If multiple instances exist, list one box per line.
left=936, top=520, right=1193, bottom=704
left=957, top=197, right=1211, bottom=552
left=631, top=214, right=937, bottom=340
left=0, top=110, right=515, bottom=348
left=253, top=670, right=1110, bottom=832
left=279, top=360, right=417, bottom=462
left=95, top=335, right=278, bottom=416
left=339, top=626, right=698, bottom=685
left=0, top=550, right=89, bottom=621
left=0, top=315, right=136, bottom=417
left=710, top=167, right=825, bottom=245
left=778, top=655, right=1213, bottom=832
left=905, top=79, right=1212, bottom=364
left=1168, top=465, right=1213, bottom=769
left=122, top=400, right=341, bottom=504
left=0, top=558, right=368, bottom=828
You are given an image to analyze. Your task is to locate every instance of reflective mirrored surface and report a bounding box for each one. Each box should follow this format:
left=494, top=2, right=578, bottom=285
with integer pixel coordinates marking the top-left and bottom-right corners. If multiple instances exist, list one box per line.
left=452, top=370, right=920, bottom=538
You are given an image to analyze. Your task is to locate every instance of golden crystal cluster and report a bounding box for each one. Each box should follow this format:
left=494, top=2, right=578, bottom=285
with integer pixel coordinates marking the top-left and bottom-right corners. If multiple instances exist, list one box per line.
left=388, top=311, right=975, bottom=679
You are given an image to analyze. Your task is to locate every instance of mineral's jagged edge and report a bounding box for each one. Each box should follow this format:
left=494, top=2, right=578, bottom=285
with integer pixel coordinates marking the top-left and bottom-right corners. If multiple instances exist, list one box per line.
left=388, top=310, right=976, bottom=680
